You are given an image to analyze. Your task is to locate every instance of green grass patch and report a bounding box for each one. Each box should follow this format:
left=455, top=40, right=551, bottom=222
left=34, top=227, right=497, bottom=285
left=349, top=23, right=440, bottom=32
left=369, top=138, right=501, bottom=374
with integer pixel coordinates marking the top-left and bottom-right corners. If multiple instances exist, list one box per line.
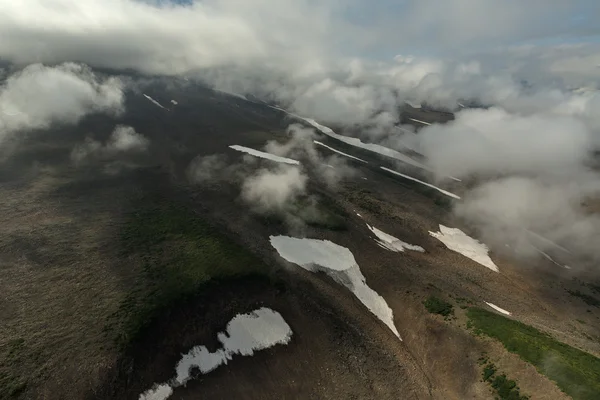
left=481, top=363, right=529, bottom=400
left=423, top=296, right=454, bottom=318
left=468, top=307, right=600, bottom=400
left=105, top=198, right=271, bottom=349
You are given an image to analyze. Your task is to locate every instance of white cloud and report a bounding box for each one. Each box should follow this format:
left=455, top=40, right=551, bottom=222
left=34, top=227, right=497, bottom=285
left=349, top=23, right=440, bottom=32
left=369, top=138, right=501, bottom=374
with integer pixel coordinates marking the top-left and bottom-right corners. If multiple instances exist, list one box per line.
left=241, top=165, right=307, bottom=212
left=71, top=125, right=149, bottom=164
left=418, top=107, right=593, bottom=180
left=0, top=63, right=123, bottom=145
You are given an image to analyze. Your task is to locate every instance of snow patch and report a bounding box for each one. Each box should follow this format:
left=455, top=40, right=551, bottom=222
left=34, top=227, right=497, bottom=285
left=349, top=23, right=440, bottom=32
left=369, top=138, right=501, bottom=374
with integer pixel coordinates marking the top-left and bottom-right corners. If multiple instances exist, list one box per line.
left=367, top=225, right=424, bottom=253
left=408, top=118, right=431, bottom=126
left=229, top=145, right=300, bottom=165
left=485, top=302, right=511, bottom=315
left=143, top=94, right=167, bottom=110
left=139, top=384, right=173, bottom=400
left=314, top=140, right=368, bottom=163
left=170, top=100, right=178, bottom=105
left=138, top=308, right=292, bottom=400
left=404, top=100, right=422, bottom=109
left=429, top=225, right=499, bottom=272
left=381, top=167, right=460, bottom=199
left=270, top=235, right=400, bottom=339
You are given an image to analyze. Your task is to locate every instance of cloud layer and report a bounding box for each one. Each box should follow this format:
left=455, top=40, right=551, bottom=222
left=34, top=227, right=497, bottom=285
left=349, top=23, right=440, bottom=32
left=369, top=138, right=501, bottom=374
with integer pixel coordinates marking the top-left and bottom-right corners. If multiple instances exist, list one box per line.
left=0, top=63, right=124, bottom=146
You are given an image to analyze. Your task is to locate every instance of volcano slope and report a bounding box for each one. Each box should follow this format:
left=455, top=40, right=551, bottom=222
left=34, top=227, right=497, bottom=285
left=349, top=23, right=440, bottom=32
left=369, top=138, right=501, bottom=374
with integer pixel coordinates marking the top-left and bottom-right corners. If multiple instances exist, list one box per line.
left=1, top=76, right=599, bottom=400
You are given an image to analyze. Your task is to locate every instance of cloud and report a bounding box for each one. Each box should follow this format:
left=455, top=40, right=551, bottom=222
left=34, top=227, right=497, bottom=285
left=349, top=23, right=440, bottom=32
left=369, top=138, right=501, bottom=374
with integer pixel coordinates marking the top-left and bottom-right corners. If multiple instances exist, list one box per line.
left=241, top=165, right=307, bottom=213
left=187, top=154, right=230, bottom=183
left=108, top=125, right=149, bottom=152
left=0, top=63, right=123, bottom=145
left=71, top=124, right=149, bottom=164
left=415, top=100, right=600, bottom=266
left=265, top=124, right=357, bottom=187
left=417, top=107, right=593, bottom=180
left=456, top=176, right=600, bottom=263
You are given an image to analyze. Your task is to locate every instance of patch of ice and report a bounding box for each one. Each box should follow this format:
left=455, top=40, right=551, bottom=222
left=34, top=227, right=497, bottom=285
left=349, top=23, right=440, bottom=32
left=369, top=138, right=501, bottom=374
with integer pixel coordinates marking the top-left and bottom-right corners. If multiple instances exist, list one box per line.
left=139, top=308, right=291, bottom=400
left=404, top=100, right=422, bottom=109
left=408, top=118, right=431, bottom=126
left=273, top=107, right=460, bottom=181
left=139, top=384, right=173, bottom=400
left=362, top=177, right=368, bottom=180
left=532, top=246, right=571, bottom=269
left=229, top=145, right=300, bottom=165
left=171, top=100, right=178, bottom=105
left=429, top=225, right=499, bottom=272
left=314, top=140, right=368, bottom=163
left=143, top=94, right=167, bottom=110
left=525, top=229, right=572, bottom=254
left=303, top=117, right=428, bottom=170
left=367, top=224, right=424, bottom=253
left=485, top=302, right=511, bottom=316
left=270, top=236, right=400, bottom=338
left=381, top=167, right=460, bottom=200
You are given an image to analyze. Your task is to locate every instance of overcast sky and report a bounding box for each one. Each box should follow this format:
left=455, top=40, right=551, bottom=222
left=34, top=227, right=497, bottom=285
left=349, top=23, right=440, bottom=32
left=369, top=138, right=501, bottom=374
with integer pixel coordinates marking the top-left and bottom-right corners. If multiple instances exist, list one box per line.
left=1, top=0, right=598, bottom=73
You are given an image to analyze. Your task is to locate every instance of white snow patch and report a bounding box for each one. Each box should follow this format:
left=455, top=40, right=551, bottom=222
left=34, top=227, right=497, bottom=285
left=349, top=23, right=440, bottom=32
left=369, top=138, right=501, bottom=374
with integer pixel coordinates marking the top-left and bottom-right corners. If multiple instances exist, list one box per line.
left=303, top=117, right=428, bottom=170
left=143, top=94, right=167, bottom=110
left=405, top=100, right=422, bottom=109
left=314, top=140, right=368, bottom=163
left=270, top=235, right=400, bottom=339
left=532, top=246, right=571, bottom=269
left=273, top=107, right=460, bottom=181
left=356, top=213, right=362, bottom=217
left=485, top=302, right=512, bottom=316
left=525, top=229, right=572, bottom=254
left=229, top=145, right=300, bottom=165
left=170, top=100, right=178, bottom=105
left=367, top=225, right=424, bottom=253
left=429, top=225, right=499, bottom=272
left=408, top=118, right=431, bottom=126
left=139, top=308, right=291, bottom=400
left=381, top=167, right=461, bottom=200
left=362, top=177, right=368, bottom=180
left=139, top=384, right=173, bottom=400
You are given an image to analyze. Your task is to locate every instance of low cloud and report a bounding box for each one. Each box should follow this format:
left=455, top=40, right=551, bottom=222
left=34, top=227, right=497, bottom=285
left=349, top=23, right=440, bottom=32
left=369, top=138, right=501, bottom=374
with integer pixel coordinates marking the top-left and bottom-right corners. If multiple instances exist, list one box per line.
left=416, top=101, right=600, bottom=267
left=418, top=107, right=593, bottom=180
left=265, top=124, right=357, bottom=188
left=0, top=63, right=123, bottom=146
left=71, top=125, right=149, bottom=164
left=241, top=165, right=307, bottom=213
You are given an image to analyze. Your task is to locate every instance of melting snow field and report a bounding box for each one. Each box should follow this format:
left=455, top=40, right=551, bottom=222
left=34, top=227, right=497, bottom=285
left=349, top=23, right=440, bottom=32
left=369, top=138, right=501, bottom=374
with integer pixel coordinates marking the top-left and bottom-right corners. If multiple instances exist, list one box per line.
left=429, top=225, right=499, bottom=272
left=408, top=118, right=431, bottom=126
left=314, top=140, right=368, bottom=163
left=485, top=302, right=512, bottom=316
left=139, top=308, right=292, bottom=400
left=143, top=94, right=167, bottom=110
left=270, top=235, right=401, bottom=339
left=229, top=145, right=300, bottom=165
left=303, top=117, right=429, bottom=170
left=381, top=167, right=461, bottom=200
left=367, top=225, right=424, bottom=253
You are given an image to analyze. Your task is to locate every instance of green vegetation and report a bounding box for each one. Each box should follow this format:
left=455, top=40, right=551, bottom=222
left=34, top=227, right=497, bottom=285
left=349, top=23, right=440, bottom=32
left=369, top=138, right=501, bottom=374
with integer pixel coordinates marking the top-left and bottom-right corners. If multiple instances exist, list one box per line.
left=567, top=290, right=600, bottom=307
left=423, top=296, right=454, bottom=318
left=468, top=307, right=600, bottom=400
left=105, top=199, right=270, bottom=349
